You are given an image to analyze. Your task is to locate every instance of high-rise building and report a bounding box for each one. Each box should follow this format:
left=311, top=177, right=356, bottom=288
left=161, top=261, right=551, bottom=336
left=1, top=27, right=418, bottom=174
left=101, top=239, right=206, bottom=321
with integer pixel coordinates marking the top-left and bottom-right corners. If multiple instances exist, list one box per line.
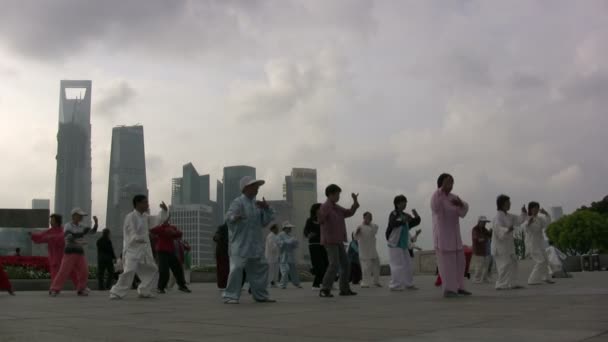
left=105, top=125, right=148, bottom=253
left=171, top=178, right=183, bottom=206
left=54, top=80, right=92, bottom=226
left=32, top=199, right=51, bottom=210
left=170, top=204, right=215, bottom=266
left=284, top=168, right=318, bottom=263
left=216, top=180, right=224, bottom=225
left=171, top=163, right=210, bottom=206
left=223, top=166, right=256, bottom=213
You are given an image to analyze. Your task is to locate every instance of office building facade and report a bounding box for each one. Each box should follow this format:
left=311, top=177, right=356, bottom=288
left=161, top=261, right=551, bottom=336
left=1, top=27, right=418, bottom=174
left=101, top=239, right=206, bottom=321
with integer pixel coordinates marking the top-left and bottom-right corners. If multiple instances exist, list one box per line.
left=170, top=204, right=215, bottom=266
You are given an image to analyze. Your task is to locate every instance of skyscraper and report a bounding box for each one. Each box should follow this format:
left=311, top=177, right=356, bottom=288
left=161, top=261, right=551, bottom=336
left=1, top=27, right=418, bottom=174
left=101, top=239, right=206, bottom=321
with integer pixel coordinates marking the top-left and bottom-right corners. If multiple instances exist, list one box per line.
left=31, top=199, right=50, bottom=210
left=105, top=125, right=148, bottom=253
left=171, top=163, right=210, bottom=206
left=216, top=180, right=224, bottom=225
left=170, top=204, right=215, bottom=266
left=54, top=80, right=92, bottom=226
left=222, top=166, right=256, bottom=212
left=284, top=168, right=318, bottom=263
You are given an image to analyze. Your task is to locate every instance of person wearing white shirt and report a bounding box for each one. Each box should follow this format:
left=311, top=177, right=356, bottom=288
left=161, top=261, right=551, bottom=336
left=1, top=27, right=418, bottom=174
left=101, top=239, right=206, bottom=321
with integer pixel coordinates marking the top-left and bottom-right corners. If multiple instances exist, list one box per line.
left=355, top=212, right=382, bottom=288
left=265, top=224, right=280, bottom=288
left=492, top=194, right=527, bottom=290
left=109, top=195, right=168, bottom=299
left=524, top=202, right=554, bottom=285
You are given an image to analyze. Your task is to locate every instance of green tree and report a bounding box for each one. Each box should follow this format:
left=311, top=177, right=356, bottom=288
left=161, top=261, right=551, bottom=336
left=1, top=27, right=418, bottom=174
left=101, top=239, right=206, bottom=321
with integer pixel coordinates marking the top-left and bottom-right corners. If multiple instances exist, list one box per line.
left=546, top=210, right=608, bottom=255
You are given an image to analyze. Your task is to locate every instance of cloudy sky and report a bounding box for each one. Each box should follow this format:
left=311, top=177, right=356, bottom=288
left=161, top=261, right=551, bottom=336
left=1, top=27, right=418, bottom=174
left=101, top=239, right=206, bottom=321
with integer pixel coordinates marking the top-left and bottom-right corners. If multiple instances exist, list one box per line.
left=1, top=0, right=607, bottom=258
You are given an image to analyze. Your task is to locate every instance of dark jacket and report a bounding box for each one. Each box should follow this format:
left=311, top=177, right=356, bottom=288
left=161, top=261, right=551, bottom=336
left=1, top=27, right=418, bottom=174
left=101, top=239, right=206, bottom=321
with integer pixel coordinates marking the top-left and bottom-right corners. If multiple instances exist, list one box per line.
left=303, top=218, right=321, bottom=244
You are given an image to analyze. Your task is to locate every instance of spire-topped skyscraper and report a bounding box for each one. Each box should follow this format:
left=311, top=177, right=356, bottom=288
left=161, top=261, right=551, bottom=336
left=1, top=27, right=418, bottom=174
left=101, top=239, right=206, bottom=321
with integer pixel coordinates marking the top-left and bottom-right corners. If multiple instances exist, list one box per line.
left=54, top=80, right=92, bottom=226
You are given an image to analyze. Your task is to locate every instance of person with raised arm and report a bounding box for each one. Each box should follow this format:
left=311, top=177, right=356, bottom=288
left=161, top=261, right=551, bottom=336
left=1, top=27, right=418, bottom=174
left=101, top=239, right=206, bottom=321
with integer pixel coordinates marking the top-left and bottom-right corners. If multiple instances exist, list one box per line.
left=524, top=202, right=554, bottom=285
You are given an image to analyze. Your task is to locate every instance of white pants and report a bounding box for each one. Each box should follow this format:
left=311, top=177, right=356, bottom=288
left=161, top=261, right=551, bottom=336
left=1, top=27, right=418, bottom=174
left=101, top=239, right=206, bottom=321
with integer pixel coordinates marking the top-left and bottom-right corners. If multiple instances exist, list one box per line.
left=388, top=248, right=414, bottom=289
left=360, top=258, right=381, bottom=287
left=528, top=250, right=550, bottom=284
left=494, top=253, right=519, bottom=289
left=268, top=262, right=280, bottom=285
left=110, top=248, right=158, bottom=298
left=472, top=255, right=491, bottom=283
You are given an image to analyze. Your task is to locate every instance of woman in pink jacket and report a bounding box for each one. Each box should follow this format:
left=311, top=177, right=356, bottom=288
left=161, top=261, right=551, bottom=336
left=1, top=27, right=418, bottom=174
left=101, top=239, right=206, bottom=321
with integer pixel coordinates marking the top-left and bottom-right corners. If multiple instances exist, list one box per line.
left=29, top=214, right=76, bottom=283
left=431, top=173, right=471, bottom=298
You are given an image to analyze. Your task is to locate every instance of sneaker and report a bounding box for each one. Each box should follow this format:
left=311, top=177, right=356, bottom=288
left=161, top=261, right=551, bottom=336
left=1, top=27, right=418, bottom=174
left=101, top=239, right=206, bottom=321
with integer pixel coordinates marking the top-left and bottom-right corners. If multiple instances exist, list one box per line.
left=407, top=286, right=419, bottom=291
left=312, top=286, right=320, bottom=291
left=544, top=280, right=556, bottom=284
left=511, top=285, right=525, bottom=290
left=224, top=299, right=239, bottom=304
left=361, top=285, right=370, bottom=288
left=319, top=289, right=334, bottom=298
left=109, top=293, right=122, bottom=300
left=280, top=286, right=287, bottom=290
left=138, top=293, right=154, bottom=299
left=339, top=290, right=357, bottom=296
left=49, top=291, right=59, bottom=297
left=444, top=291, right=459, bottom=298
left=295, top=285, right=303, bottom=289
left=157, top=289, right=166, bottom=294
left=457, top=289, right=472, bottom=296
left=374, top=283, right=383, bottom=288
left=390, top=287, right=404, bottom=292
left=8, top=290, right=15, bottom=296
left=77, top=290, right=89, bottom=297
left=528, top=282, right=543, bottom=286
left=178, top=286, right=192, bottom=293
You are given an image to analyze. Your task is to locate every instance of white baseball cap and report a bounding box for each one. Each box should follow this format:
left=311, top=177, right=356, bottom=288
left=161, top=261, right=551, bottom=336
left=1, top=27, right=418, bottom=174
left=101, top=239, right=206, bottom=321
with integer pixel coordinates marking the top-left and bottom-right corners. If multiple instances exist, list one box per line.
left=240, top=176, right=265, bottom=192
left=71, top=208, right=88, bottom=216
left=282, top=221, right=295, bottom=229
left=478, top=215, right=490, bottom=223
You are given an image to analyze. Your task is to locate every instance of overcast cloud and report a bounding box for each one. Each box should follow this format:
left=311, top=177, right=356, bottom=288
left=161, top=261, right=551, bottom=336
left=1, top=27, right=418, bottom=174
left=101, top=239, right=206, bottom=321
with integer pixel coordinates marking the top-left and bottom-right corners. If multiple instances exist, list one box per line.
left=0, top=0, right=606, bottom=260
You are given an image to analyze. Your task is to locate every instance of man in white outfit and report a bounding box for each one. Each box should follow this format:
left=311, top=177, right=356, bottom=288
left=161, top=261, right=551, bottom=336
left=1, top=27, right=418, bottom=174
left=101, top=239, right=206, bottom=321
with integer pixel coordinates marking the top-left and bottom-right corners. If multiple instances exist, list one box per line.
left=265, top=224, right=280, bottom=288
left=492, top=194, right=527, bottom=290
left=110, top=195, right=168, bottom=299
left=355, top=212, right=382, bottom=288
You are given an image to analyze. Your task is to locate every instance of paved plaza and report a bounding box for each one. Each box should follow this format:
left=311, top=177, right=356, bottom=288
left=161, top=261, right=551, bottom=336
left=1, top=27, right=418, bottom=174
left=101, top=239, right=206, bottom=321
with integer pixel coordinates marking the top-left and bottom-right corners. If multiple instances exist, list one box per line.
left=1, top=264, right=607, bottom=342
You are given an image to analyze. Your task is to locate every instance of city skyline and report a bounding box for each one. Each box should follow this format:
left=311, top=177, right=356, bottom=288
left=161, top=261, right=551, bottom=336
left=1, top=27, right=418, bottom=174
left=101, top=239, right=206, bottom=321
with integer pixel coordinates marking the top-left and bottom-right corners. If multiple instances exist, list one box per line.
left=1, top=1, right=607, bottom=256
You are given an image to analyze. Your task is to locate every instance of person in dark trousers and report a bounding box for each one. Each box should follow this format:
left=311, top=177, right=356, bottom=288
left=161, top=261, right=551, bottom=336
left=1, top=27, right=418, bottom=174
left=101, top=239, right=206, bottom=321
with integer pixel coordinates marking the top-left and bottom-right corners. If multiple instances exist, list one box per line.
left=304, top=203, right=328, bottom=291
left=318, top=184, right=360, bottom=298
left=150, top=221, right=191, bottom=294
left=97, top=229, right=117, bottom=290
left=348, top=233, right=362, bottom=285
left=213, top=223, right=230, bottom=289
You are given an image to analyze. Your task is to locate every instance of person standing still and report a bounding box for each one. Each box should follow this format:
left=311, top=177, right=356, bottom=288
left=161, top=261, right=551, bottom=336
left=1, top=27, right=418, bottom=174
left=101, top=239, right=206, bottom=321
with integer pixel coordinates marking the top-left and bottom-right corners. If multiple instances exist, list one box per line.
left=318, top=184, right=360, bottom=298
left=355, top=212, right=382, bottom=288
left=430, top=173, right=471, bottom=298
left=471, top=216, right=492, bottom=284
left=97, top=229, right=117, bottom=290
left=304, top=203, right=328, bottom=291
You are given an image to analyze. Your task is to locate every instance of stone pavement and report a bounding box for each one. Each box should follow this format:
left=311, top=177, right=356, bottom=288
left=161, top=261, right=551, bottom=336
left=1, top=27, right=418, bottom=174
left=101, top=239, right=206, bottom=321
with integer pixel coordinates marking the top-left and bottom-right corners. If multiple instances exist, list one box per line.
left=1, top=263, right=607, bottom=342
